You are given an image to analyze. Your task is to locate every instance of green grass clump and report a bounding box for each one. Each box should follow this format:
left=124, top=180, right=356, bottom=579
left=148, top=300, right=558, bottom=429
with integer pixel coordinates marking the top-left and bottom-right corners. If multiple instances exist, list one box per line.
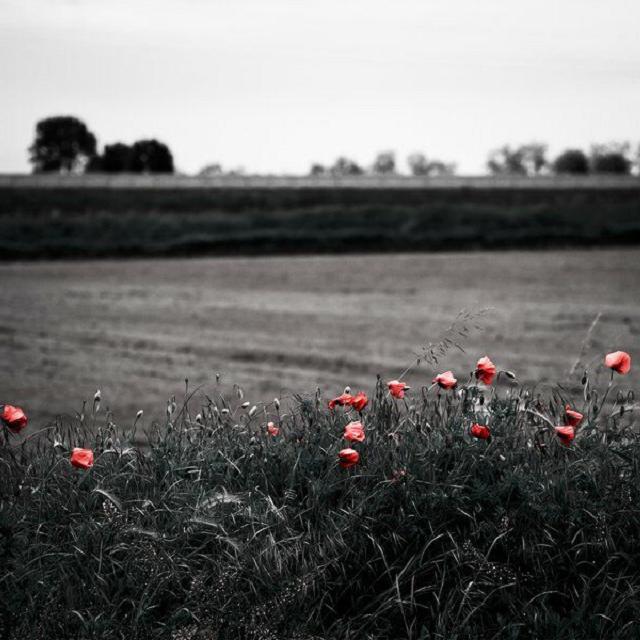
left=1, top=375, right=639, bottom=639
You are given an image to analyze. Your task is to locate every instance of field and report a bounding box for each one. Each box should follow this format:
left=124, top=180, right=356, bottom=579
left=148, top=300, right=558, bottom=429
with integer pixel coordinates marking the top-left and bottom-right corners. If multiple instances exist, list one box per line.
left=2, top=182, right=640, bottom=257
left=1, top=247, right=638, bottom=430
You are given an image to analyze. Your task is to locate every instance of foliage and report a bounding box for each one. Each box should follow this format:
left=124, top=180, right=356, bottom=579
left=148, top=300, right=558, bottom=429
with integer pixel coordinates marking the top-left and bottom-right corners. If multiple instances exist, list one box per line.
left=553, top=150, right=589, bottom=175
left=129, top=139, right=175, bottom=174
left=1, top=367, right=639, bottom=639
left=330, top=157, right=364, bottom=176
left=590, top=144, right=632, bottom=175
left=372, top=151, right=396, bottom=175
left=407, top=153, right=456, bottom=177
left=487, top=144, right=548, bottom=177
left=29, top=115, right=98, bottom=174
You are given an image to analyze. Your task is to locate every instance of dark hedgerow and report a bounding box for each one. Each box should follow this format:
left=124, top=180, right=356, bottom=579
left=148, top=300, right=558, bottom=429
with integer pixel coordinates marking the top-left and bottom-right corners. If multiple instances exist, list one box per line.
left=1, top=368, right=639, bottom=639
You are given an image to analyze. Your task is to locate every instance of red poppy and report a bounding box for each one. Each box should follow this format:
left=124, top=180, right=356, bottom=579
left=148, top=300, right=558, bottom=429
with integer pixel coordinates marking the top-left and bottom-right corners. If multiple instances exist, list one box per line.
left=267, top=421, right=279, bottom=436
left=350, top=391, right=368, bottom=412
left=554, top=426, right=575, bottom=446
left=328, top=392, right=352, bottom=410
left=564, top=405, right=583, bottom=428
left=470, top=423, right=491, bottom=440
left=343, top=421, right=365, bottom=443
left=432, top=371, right=457, bottom=390
left=475, top=356, right=497, bottom=385
left=338, top=448, right=360, bottom=469
left=70, top=448, right=94, bottom=470
left=387, top=380, right=410, bottom=399
left=0, top=404, right=28, bottom=433
left=605, top=351, right=631, bottom=375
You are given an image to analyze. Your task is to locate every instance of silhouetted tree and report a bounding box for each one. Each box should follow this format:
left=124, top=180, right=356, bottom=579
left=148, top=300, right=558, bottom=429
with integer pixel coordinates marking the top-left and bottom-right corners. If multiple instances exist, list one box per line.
left=100, top=143, right=133, bottom=173
left=408, top=153, right=456, bottom=177
left=487, top=146, right=526, bottom=176
left=29, top=116, right=97, bottom=173
left=372, top=151, right=396, bottom=175
left=590, top=143, right=631, bottom=174
left=407, top=153, right=429, bottom=176
left=330, top=157, right=363, bottom=176
left=520, top=143, right=548, bottom=175
left=553, top=149, right=589, bottom=175
left=309, top=163, right=326, bottom=176
left=198, top=163, right=223, bottom=177
left=130, top=139, right=174, bottom=174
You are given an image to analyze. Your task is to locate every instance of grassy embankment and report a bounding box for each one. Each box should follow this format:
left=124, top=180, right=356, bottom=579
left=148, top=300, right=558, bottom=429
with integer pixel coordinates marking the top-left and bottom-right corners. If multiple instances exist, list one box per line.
left=1, top=345, right=638, bottom=639
left=2, top=185, right=640, bottom=257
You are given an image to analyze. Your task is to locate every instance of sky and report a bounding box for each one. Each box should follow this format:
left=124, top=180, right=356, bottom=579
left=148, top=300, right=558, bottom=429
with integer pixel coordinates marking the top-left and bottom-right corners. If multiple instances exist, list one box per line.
left=1, top=0, right=639, bottom=175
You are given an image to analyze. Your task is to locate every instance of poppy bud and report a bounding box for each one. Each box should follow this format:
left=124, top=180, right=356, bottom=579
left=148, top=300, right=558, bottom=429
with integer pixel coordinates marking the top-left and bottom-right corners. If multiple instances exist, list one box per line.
left=135, top=409, right=144, bottom=422
left=241, top=401, right=250, bottom=409
left=70, top=447, right=94, bottom=470
left=605, top=351, right=631, bottom=375
left=338, top=448, right=359, bottom=469
left=274, top=398, right=280, bottom=410
left=248, top=405, right=257, bottom=417
left=0, top=404, right=28, bottom=433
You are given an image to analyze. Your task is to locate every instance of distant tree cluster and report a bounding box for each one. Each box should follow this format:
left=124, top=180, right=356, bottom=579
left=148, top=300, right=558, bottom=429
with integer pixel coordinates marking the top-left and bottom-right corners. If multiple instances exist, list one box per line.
left=29, top=116, right=174, bottom=174
left=308, top=151, right=456, bottom=177
left=487, top=142, right=635, bottom=176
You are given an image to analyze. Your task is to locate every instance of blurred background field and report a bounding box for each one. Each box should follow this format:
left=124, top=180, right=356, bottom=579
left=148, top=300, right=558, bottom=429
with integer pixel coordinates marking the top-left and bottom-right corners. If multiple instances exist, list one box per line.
left=1, top=247, right=638, bottom=429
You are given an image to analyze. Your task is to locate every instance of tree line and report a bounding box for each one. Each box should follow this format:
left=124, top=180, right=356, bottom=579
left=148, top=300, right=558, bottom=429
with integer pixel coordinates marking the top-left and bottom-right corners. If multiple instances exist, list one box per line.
left=27, top=115, right=639, bottom=177
left=29, top=116, right=173, bottom=174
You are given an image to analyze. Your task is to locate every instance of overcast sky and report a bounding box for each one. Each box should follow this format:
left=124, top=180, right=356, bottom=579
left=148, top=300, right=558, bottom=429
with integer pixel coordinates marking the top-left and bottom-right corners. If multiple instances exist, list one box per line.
left=1, top=0, right=639, bottom=175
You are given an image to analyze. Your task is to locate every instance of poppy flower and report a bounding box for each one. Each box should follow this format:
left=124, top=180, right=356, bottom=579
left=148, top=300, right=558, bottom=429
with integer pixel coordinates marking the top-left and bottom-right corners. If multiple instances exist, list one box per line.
left=0, top=404, right=28, bottom=433
left=470, top=423, right=491, bottom=440
left=564, top=405, right=583, bottom=428
left=267, top=421, right=279, bottom=436
left=605, top=351, right=631, bottom=375
left=328, top=392, right=352, bottom=410
left=70, top=448, right=94, bottom=470
left=387, top=380, right=410, bottom=399
left=432, top=371, right=457, bottom=390
left=554, top=426, right=575, bottom=446
left=338, top=448, right=360, bottom=469
left=343, top=421, right=365, bottom=443
left=350, top=391, right=368, bottom=412
left=475, top=356, right=497, bottom=385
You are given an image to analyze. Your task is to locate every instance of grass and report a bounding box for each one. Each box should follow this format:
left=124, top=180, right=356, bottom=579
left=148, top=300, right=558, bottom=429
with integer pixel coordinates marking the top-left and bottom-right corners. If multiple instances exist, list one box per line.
left=1, top=353, right=639, bottom=639
left=2, top=186, right=640, bottom=257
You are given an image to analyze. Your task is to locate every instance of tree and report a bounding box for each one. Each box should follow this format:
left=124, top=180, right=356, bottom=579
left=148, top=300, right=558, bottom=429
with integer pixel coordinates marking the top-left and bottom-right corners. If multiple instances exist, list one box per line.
left=129, top=139, right=174, bottom=174
left=553, top=149, right=589, bottom=175
left=372, top=151, right=396, bottom=175
left=590, top=143, right=631, bottom=174
left=519, top=143, right=548, bottom=175
left=29, top=116, right=97, bottom=173
left=330, top=157, right=363, bottom=176
left=309, top=163, right=326, bottom=176
left=408, top=153, right=456, bottom=177
left=487, top=145, right=527, bottom=176
left=100, top=143, right=133, bottom=173
left=198, top=163, right=223, bottom=177
left=407, top=153, right=429, bottom=176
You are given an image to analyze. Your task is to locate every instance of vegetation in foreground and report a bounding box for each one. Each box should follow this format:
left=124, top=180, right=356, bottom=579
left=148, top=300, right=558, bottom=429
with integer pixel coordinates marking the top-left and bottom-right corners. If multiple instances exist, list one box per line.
left=0, top=345, right=638, bottom=639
